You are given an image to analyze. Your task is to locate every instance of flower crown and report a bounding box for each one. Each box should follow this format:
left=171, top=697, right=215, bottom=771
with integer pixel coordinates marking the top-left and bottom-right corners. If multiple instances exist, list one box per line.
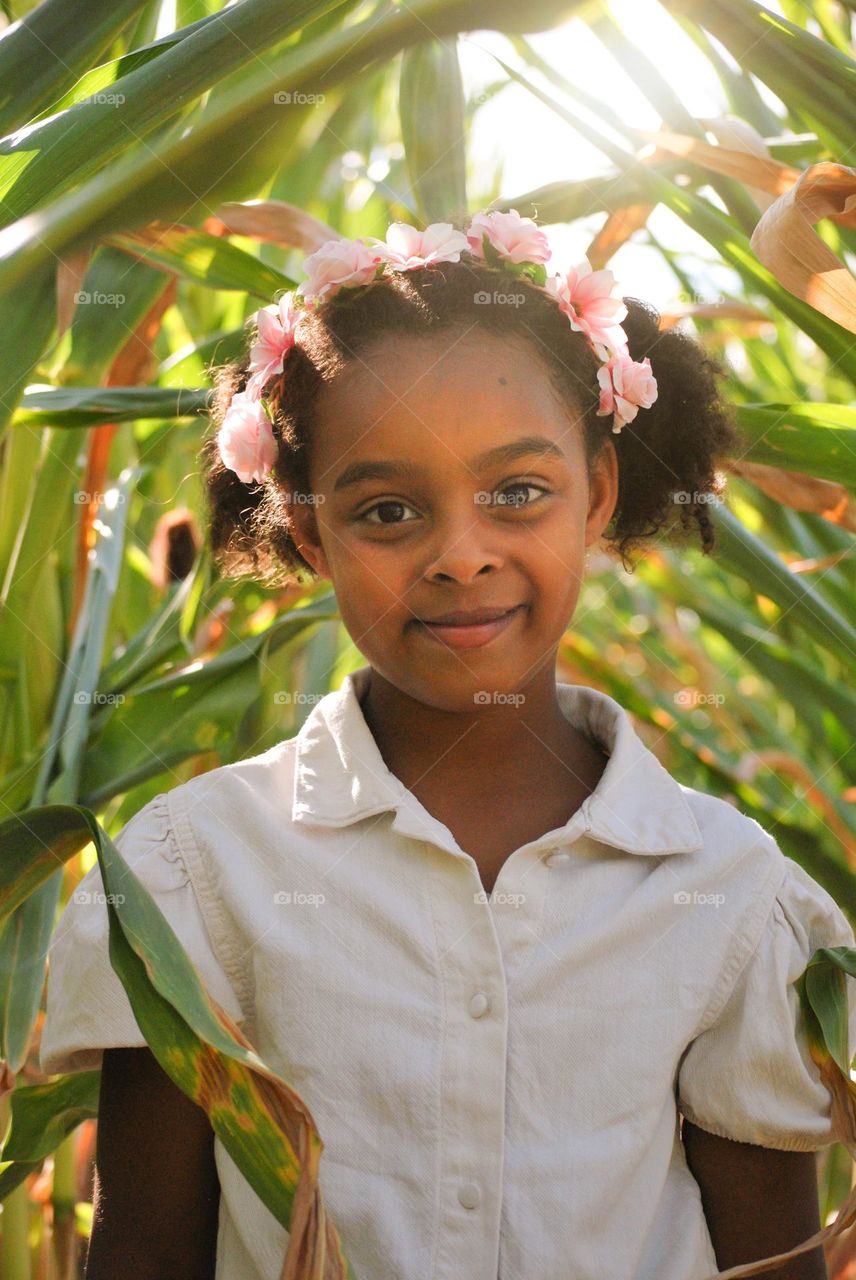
left=217, top=208, right=658, bottom=484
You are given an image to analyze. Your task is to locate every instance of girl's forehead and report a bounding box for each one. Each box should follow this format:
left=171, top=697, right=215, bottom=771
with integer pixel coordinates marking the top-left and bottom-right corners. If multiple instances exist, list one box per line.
left=314, top=329, right=572, bottom=430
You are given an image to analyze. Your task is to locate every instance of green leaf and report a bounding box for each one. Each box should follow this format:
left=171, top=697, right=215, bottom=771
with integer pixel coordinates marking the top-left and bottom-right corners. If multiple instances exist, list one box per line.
left=0, top=1071, right=100, bottom=1163
left=712, top=502, right=856, bottom=662
left=734, top=403, right=856, bottom=487
left=12, top=386, right=211, bottom=428
left=0, top=804, right=356, bottom=1276
left=0, top=0, right=151, bottom=136
left=399, top=37, right=468, bottom=224
left=107, top=225, right=296, bottom=299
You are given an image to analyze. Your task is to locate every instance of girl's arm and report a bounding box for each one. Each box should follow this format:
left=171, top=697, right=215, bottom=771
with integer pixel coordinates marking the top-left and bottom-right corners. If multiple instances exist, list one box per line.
left=683, top=1118, right=828, bottom=1279
left=85, top=1046, right=220, bottom=1280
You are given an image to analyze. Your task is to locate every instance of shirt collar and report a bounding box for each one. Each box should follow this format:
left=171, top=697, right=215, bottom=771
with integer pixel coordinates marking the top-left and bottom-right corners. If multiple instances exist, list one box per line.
left=291, top=665, right=703, bottom=857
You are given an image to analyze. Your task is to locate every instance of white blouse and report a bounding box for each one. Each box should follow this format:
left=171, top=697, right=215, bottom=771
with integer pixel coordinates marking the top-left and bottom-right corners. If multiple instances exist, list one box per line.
left=40, top=665, right=856, bottom=1280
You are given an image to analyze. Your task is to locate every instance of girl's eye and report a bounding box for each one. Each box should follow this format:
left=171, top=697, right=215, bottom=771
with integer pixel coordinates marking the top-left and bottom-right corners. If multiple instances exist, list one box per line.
left=358, top=500, right=419, bottom=526
left=356, top=483, right=550, bottom=527
left=493, top=482, right=549, bottom=509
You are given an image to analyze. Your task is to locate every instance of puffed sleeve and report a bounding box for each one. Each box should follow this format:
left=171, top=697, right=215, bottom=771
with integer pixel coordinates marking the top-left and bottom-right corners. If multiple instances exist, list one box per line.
left=39, top=792, right=247, bottom=1076
left=677, top=857, right=856, bottom=1151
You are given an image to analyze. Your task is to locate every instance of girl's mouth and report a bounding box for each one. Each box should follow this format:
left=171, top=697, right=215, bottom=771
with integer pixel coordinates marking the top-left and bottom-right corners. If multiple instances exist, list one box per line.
left=415, top=604, right=525, bottom=649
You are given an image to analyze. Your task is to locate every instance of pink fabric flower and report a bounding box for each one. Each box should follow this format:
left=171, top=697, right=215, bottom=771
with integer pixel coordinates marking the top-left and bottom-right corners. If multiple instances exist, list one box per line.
left=544, top=260, right=629, bottom=359
left=466, top=209, right=551, bottom=265
left=245, top=291, right=302, bottom=400
left=596, top=352, right=658, bottom=433
left=217, top=390, right=278, bottom=483
left=369, top=221, right=470, bottom=270
left=297, top=237, right=385, bottom=306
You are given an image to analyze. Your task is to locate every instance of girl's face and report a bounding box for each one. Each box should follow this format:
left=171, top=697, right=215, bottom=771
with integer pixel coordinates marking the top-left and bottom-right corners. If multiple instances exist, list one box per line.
left=289, top=328, right=618, bottom=709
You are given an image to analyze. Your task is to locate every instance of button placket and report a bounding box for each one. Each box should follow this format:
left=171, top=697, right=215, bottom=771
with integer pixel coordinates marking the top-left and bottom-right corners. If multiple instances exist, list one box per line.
left=426, top=856, right=506, bottom=1280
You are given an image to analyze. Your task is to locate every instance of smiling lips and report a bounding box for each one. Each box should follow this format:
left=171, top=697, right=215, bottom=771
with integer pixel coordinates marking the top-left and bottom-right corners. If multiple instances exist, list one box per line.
left=415, top=604, right=525, bottom=649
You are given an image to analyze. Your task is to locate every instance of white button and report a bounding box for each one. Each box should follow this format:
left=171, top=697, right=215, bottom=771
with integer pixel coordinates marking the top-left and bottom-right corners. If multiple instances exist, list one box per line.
left=458, top=1181, right=481, bottom=1209
left=468, top=992, right=490, bottom=1018
left=544, top=850, right=571, bottom=867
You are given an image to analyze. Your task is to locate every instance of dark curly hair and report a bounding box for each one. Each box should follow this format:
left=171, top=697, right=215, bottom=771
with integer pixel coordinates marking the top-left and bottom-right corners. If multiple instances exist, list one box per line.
left=200, top=250, right=742, bottom=587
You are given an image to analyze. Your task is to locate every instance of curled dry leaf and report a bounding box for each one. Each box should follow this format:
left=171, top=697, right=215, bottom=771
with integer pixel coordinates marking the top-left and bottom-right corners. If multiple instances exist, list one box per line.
left=56, top=248, right=93, bottom=339
left=586, top=203, right=654, bottom=270
left=726, top=458, right=856, bottom=532
left=658, top=300, right=771, bottom=331
left=636, top=126, right=801, bottom=200
left=206, top=200, right=340, bottom=253
left=750, top=163, right=856, bottom=333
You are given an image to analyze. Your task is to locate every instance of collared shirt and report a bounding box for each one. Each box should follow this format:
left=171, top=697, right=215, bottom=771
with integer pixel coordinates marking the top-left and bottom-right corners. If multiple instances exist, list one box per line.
left=41, top=665, right=856, bottom=1280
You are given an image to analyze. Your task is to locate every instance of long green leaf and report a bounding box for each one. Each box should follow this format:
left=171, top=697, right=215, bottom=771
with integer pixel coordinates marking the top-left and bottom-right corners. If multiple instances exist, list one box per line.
left=0, top=0, right=355, bottom=226
left=12, top=386, right=211, bottom=428
left=399, top=37, right=468, bottom=224
left=713, top=502, right=856, bottom=662
left=0, top=0, right=150, bottom=136
left=0, top=805, right=356, bottom=1275
left=733, top=403, right=856, bottom=486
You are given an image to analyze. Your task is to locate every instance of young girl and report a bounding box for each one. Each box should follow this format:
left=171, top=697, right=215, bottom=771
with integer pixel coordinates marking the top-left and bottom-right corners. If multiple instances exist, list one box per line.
left=40, top=210, right=856, bottom=1280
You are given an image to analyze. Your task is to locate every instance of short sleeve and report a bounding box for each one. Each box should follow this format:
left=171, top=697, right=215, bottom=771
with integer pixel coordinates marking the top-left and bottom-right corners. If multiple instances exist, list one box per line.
left=39, top=793, right=246, bottom=1076
left=677, top=857, right=856, bottom=1151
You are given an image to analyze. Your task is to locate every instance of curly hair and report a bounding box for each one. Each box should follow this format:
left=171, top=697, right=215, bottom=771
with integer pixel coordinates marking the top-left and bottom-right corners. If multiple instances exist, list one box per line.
left=200, top=253, right=742, bottom=588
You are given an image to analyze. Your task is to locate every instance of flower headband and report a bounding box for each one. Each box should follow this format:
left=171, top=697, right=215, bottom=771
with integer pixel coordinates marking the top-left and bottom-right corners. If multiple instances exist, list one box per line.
left=216, top=209, right=658, bottom=484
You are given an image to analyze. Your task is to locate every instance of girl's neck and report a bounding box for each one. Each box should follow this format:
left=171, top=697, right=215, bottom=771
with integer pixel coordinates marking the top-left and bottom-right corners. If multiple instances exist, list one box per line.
left=358, top=666, right=602, bottom=798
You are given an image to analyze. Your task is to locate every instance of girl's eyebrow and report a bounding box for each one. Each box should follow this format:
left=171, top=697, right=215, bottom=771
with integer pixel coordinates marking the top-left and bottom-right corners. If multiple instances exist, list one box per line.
left=332, top=435, right=565, bottom=493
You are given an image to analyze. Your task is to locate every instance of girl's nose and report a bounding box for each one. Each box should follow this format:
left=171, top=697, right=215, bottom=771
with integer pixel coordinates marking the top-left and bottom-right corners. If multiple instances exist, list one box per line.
left=423, top=502, right=504, bottom=583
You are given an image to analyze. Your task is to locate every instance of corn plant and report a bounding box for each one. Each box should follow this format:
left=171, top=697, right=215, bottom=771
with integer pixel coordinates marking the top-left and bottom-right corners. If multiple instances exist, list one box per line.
left=0, top=0, right=854, bottom=1275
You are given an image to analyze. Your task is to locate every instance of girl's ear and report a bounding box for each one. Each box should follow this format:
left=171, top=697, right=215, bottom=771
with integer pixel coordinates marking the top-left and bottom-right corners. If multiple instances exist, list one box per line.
left=288, top=494, right=333, bottom=580
left=584, top=438, right=619, bottom=548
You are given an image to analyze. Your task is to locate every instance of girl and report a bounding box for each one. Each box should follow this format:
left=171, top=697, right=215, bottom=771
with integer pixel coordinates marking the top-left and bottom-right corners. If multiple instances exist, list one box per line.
left=41, top=210, right=856, bottom=1280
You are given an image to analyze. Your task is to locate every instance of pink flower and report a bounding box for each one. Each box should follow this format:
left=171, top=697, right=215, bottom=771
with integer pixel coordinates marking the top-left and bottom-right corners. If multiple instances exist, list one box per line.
left=245, top=292, right=302, bottom=400
left=466, top=209, right=551, bottom=265
left=297, top=237, right=385, bottom=306
left=217, top=391, right=278, bottom=483
left=596, top=353, right=658, bottom=433
left=369, top=221, right=470, bottom=270
left=544, top=260, right=628, bottom=359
